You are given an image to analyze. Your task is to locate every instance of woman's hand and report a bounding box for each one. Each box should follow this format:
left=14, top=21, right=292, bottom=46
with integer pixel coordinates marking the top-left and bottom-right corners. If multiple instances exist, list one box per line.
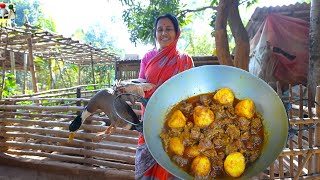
left=123, top=82, right=156, bottom=97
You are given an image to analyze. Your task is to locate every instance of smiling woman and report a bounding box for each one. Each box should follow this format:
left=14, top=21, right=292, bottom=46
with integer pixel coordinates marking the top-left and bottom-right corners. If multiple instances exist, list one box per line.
left=135, top=13, right=194, bottom=180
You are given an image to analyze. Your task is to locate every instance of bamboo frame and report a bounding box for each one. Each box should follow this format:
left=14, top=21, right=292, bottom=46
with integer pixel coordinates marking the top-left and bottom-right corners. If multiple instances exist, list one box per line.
left=6, top=149, right=135, bottom=170
left=0, top=126, right=138, bottom=144
left=0, top=141, right=135, bottom=164
left=0, top=118, right=138, bottom=136
left=0, top=153, right=135, bottom=179
left=1, top=132, right=136, bottom=153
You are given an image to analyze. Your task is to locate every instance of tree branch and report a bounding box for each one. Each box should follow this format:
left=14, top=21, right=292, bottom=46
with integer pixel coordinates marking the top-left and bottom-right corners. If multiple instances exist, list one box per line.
left=181, top=6, right=217, bottom=15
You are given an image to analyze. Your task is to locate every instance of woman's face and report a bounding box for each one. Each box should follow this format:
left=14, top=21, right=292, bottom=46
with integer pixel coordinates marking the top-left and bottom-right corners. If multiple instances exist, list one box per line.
left=156, top=18, right=176, bottom=49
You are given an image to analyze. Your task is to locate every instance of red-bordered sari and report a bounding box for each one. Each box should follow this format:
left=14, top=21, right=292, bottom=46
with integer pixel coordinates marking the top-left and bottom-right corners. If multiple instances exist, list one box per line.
left=135, top=28, right=194, bottom=180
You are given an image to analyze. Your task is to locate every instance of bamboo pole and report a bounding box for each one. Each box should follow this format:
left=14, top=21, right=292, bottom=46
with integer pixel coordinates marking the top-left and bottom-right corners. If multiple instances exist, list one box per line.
left=107, top=67, right=111, bottom=88
left=278, top=156, right=284, bottom=178
left=0, top=141, right=136, bottom=164
left=9, top=51, right=15, bottom=77
left=307, top=85, right=314, bottom=175
left=0, top=60, right=5, bottom=100
left=27, top=36, right=38, bottom=93
left=294, top=150, right=313, bottom=180
left=1, top=118, right=139, bottom=137
left=289, top=84, right=294, bottom=177
left=0, top=118, right=139, bottom=137
left=269, top=162, right=275, bottom=179
left=76, top=88, right=81, bottom=115
left=315, top=86, right=320, bottom=173
left=280, top=148, right=320, bottom=156
left=297, top=85, right=303, bottom=174
left=56, top=59, right=67, bottom=88
left=90, top=50, right=95, bottom=85
left=6, top=149, right=135, bottom=170
left=11, top=84, right=106, bottom=98
left=63, top=61, right=72, bottom=87
left=0, top=126, right=138, bottom=144
left=0, top=104, right=82, bottom=111
left=48, top=58, right=54, bottom=89
left=22, top=53, right=27, bottom=94
left=78, top=64, right=81, bottom=85
left=0, top=117, right=7, bottom=152
left=2, top=97, right=90, bottom=102
left=1, top=112, right=110, bottom=123
left=1, top=132, right=136, bottom=153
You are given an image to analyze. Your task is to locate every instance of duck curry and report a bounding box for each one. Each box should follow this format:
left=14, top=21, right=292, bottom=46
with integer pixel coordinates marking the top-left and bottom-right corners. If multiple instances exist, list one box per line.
left=160, top=88, right=265, bottom=179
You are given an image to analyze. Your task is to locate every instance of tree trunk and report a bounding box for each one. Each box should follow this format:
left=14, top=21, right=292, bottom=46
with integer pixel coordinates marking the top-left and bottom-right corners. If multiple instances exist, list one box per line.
left=308, top=0, right=320, bottom=100
left=215, top=0, right=233, bottom=66
left=228, top=0, right=250, bottom=71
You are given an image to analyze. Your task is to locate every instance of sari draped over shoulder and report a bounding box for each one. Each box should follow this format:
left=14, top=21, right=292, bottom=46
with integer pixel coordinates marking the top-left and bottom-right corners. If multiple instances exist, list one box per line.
left=144, top=32, right=194, bottom=98
left=135, top=29, right=194, bottom=180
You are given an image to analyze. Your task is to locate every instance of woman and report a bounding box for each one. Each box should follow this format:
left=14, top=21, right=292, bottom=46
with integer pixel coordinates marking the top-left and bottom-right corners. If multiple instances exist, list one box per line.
left=135, top=14, right=194, bottom=180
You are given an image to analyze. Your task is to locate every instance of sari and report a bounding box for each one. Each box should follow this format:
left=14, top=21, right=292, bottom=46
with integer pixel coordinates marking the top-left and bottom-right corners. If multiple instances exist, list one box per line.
left=135, top=28, right=194, bottom=180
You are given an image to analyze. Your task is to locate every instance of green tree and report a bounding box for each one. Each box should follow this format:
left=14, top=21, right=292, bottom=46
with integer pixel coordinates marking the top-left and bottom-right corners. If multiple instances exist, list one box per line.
left=14, top=0, right=44, bottom=26
left=121, top=0, right=192, bottom=46
left=119, top=0, right=255, bottom=69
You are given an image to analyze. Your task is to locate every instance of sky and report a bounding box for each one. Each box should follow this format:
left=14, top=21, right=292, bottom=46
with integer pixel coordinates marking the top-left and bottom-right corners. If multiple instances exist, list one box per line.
left=38, top=0, right=306, bottom=58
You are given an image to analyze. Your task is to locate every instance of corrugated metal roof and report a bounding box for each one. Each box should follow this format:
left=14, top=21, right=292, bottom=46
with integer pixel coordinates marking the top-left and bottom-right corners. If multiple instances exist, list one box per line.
left=246, top=2, right=310, bottom=40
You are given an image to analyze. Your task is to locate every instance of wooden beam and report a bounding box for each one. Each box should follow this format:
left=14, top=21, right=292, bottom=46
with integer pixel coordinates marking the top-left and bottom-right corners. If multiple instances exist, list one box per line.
left=91, top=51, right=95, bottom=85
left=26, top=36, right=38, bottom=93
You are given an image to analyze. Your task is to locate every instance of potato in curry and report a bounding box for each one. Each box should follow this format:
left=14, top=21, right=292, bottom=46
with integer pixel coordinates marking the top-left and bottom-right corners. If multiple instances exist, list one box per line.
left=160, top=88, right=264, bottom=179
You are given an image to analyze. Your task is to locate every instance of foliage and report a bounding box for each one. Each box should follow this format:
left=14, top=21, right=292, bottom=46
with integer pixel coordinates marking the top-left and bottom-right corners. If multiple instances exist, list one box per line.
left=72, top=22, right=124, bottom=55
left=1, top=73, right=18, bottom=98
left=118, top=0, right=257, bottom=54
left=121, top=0, right=192, bottom=45
left=181, top=26, right=214, bottom=56
left=14, top=0, right=44, bottom=26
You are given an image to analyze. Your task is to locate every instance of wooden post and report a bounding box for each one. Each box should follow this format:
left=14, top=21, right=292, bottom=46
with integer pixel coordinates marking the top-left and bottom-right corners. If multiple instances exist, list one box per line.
left=26, top=36, right=38, bottom=93
left=9, top=51, right=15, bottom=77
left=56, top=60, right=66, bottom=88
left=23, top=54, right=28, bottom=94
left=107, top=69, right=110, bottom=88
left=0, top=59, right=5, bottom=100
left=76, top=88, right=81, bottom=116
left=114, top=60, right=118, bottom=80
left=48, top=59, right=54, bottom=89
left=90, top=52, right=95, bottom=85
left=78, top=64, right=81, bottom=85
left=0, top=99, right=8, bottom=152
left=315, top=86, right=320, bottom=173
left=0, top=120, right=8, bottom=152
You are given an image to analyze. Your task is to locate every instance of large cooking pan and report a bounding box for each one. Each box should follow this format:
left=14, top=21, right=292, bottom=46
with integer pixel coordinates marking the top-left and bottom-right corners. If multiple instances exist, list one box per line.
left=143, top=65, right=288, bottom=179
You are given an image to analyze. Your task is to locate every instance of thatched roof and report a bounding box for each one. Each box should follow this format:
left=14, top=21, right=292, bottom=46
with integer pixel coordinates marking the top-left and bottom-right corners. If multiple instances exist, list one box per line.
left=0, top=24, right=119, bottom=70
left=246, top=2, right=310, bottom=40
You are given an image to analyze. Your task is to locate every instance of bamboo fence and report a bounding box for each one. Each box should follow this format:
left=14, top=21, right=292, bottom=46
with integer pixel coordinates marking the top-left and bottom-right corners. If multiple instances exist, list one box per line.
left=0, top=85, right=139, bottom=179
left=0, top=84, right=320, bottom=179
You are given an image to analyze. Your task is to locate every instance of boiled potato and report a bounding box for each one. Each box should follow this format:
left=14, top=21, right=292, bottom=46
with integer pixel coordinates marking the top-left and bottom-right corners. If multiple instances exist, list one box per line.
left=213, top=88, right=234, bottom=105
left=169, top=137, right=184, bottom=156
left=184, top=146, right=200, bottom=158
left=224, top=152, right=246, bottom=177
left=193, top=106, right=215, bottom=128
left=235, top=99, right=255, bottom=119
left=191, top=155, right=211, bottom=177
left=168, top=110, right=186, bottom=128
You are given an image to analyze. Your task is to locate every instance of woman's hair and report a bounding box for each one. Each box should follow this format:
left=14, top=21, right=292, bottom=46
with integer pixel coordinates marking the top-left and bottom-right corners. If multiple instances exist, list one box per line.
left=154, top=14, right=179, bottom=37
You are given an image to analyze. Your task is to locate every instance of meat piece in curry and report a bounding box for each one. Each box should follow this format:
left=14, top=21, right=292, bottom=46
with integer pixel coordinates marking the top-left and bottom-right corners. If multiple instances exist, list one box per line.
left=160, top=88, right=265, bottom=179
